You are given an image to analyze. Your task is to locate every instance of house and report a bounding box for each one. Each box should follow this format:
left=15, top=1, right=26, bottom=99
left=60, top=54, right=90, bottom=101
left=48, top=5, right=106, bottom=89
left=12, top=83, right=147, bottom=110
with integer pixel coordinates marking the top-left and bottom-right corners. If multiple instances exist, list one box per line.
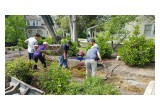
left=26, top=15, right=50, bottom=38
left=87, top=25, right=99, bottom=38
left=125, top=15, right=155, bottom=39
left=86, top=15, right=155, bottom=40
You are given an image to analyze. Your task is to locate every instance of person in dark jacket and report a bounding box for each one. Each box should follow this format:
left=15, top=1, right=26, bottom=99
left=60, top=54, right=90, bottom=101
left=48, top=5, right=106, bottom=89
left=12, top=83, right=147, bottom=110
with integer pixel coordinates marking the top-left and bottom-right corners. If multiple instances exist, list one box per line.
left=58, top=40, right=72, bottom=68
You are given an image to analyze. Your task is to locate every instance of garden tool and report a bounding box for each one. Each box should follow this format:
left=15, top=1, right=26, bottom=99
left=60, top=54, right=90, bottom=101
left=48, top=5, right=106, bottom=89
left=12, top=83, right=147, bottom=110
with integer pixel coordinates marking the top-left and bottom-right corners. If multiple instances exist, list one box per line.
left=101, top=62, right=120, bottom=80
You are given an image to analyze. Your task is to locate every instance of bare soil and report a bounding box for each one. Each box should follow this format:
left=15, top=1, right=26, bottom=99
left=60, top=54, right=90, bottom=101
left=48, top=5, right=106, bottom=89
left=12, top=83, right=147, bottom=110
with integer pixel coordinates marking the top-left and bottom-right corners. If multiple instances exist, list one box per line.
left=67, top=58, right=155, bottom=95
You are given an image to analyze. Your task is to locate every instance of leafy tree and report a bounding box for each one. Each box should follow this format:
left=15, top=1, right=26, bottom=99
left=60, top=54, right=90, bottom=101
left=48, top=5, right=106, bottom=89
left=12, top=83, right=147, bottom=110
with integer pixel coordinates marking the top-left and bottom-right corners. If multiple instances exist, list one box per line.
left=55, top=15, right=105, bottom=39
left=98, top=15, right=137, bottom=50
left=76, top=15, right=105, bottom=38
left=55, top=15, right=70, bottom=33
left=5, top=15, right=27, bottom=43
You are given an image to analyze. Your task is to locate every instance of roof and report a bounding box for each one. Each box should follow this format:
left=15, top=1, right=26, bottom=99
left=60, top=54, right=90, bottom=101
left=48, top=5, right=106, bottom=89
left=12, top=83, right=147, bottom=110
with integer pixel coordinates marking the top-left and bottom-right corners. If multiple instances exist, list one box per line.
left=86, top=25, right=99, bottom=30
left=26, top=15, right=41, bottom=20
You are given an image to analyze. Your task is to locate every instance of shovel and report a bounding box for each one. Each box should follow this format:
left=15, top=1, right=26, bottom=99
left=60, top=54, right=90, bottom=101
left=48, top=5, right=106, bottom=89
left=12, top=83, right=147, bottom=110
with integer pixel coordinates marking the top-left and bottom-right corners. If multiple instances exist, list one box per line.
left=101, top=63, right=120, bottom=80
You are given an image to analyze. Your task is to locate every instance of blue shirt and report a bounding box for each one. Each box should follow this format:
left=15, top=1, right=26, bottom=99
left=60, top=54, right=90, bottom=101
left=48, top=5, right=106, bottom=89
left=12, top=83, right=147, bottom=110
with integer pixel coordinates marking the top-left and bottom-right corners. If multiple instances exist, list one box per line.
left=63, top=44, right=69, bottom=51
left=86, top=48, right=99, bottom=59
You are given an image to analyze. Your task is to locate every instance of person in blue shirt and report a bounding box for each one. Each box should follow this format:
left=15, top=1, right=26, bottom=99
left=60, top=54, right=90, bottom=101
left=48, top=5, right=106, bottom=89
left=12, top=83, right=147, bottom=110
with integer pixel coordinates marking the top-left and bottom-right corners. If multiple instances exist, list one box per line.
left=58, top=40, right=72, bottom=68
left=85, top=46, right=102, bottom=78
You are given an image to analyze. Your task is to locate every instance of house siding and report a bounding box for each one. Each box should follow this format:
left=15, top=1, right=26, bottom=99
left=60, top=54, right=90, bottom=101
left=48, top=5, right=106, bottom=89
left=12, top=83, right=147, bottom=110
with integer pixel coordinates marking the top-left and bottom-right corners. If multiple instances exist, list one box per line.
left=26, top=15, right=51, bottom=38
left=125, top=15, right=155, bottom=39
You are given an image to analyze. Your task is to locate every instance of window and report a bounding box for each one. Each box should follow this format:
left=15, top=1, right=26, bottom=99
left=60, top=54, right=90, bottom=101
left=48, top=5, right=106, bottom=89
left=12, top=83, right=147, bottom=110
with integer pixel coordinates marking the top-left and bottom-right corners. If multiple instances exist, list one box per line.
left=144, top=24, right=155, bottom=37
left=36, top=21, right=38, bottom=26
left=33, top=21, right=36, bottom=26
left=38, top=20, right=41, bottom=26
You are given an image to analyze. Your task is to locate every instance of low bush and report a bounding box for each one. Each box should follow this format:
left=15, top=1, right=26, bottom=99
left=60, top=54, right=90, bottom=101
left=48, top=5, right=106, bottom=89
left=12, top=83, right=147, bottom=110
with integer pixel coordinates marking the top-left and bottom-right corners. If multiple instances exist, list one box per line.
left=66, top=77, right=121, bottom=95
left=60, top=36, right=71, bottom=44
left=5, top=57, right=35, bottom=84
left=18, top=39, right=27, bottom=49
left=96, top=37, right=112, bottom=58
left=15, top=46, right=23, bottom=51
left=45, top=36, right=54, bottom=44
left=68, top=42, right=79, bottom=56
left=37, top=62, right=72, bottom=95
left=38, top=37, right=44, bottom=45
left=11, top=46, right=16, bottom=51
left=118, top=35, right=155, bottom=67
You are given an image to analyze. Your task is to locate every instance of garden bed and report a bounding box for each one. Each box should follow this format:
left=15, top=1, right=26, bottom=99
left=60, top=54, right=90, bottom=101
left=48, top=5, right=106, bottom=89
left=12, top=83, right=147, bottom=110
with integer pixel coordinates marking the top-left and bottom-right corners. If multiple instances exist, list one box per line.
left=5, top=50, right=155, bottom=95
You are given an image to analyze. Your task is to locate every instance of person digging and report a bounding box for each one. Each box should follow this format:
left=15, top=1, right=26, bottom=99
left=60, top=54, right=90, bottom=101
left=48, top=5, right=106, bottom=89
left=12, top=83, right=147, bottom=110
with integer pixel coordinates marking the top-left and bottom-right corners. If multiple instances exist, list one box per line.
left=33, top=42, right=49, bottom=70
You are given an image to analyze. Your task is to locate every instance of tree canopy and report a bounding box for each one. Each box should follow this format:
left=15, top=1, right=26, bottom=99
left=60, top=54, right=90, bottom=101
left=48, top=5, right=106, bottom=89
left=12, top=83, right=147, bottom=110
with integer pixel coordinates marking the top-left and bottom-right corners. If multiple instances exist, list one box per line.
left=5, top=15, right=27, bottom=43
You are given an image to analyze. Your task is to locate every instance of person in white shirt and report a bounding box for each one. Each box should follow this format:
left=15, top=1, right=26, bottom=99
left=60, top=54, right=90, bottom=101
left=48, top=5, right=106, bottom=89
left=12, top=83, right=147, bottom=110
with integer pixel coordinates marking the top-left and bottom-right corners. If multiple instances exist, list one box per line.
left=90, top=39, right=99, bottom=50
left=24, top=33, right=40, bottom=60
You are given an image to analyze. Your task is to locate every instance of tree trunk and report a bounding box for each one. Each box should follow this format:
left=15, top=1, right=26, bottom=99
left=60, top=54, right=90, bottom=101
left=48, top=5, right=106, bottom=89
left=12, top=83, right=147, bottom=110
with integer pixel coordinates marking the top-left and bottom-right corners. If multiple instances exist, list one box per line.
left=72, top=15, right=77, bottom=42
left=69, top=15, right=73, bottom=40
left=69, top=15, right=77, bottom=42
left=111, top=40, right=114, bottom=50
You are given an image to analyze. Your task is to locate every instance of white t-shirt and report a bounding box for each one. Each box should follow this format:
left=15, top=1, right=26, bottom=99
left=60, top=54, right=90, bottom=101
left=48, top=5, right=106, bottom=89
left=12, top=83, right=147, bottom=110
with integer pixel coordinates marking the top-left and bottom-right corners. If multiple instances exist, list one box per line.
left=25, top=37, right=38, bottom=53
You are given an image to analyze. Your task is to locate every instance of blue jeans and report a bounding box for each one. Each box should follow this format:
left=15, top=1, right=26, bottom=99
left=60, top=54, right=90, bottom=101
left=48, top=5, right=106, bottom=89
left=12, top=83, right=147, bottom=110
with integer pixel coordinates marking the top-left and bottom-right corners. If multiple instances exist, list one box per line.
left=28, top=52, right=34, bottom=60
left=59, top=55, right=68, bottom=68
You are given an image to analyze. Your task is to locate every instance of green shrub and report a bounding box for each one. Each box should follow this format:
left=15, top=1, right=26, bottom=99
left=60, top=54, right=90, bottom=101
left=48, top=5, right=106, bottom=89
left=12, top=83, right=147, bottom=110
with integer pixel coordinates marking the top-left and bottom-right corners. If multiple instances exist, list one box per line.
left=86, top=37, right=112, bottom=58
left=11, top=46, right=16, bottom=51
left=68, top=42, right=79, bottom=56
left=18, top=39, right=27, bottom=49
left=61, top=36, right=79, bottom=56
left=15, top=46, right=23, bottom=51
left=38, top=37, right=44, bottom=45
left=118, top=35, right=155, bottom=67
left=18, top=46, right=23, bottom=51
left=60, top=36, right=71, bottom=44
left=56, top=28, right=63, bottom=36
left=37, top=62, right=72, bottom=95
left=96, top=37, right=112, bottom=58
left=66, top=77, right=120, bottom=95
left=5, top=58, right=35, bottom=84
left=65, top=82, right=85, bottom=95
left=86, top=43, right=91, bottom=51
left=45, top=36, right=54, bottom=44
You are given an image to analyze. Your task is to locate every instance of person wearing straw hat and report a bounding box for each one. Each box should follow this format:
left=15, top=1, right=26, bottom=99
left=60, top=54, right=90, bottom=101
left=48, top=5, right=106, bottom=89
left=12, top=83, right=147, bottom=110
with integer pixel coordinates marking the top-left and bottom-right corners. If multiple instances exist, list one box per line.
left=33, top=42, right=49, bottom=70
